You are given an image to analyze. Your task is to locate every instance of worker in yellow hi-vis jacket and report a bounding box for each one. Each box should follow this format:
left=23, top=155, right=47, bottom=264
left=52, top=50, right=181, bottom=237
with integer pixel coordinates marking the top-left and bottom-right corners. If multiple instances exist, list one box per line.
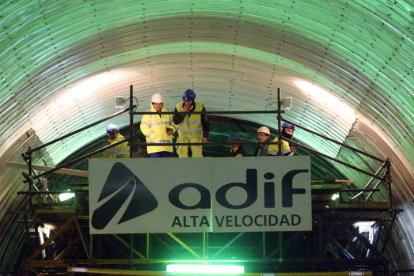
left=268, top=122, right=295, bottom=156
left=85, top=124, right=129, bottom=163
left=173, top=89, right=209, bottom=157
left=140, top=93, right=177, bottom=158
left=103, top=124, right=130, bottom=158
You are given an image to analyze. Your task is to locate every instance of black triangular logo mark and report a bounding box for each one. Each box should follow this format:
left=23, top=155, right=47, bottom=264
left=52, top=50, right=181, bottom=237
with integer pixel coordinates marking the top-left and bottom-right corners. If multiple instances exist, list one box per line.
left=91, top=162, right=158, bottom=230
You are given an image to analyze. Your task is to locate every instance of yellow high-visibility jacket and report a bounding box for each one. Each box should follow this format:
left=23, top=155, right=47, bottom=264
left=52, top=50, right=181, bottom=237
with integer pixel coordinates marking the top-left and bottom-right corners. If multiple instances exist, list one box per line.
left=140, top=104, right=177, bottom=154
left=103, top=134, right=130, bottom=158
left=268, top=137, right=290, bottom=156
left=175, top=102, right=204, bottom=137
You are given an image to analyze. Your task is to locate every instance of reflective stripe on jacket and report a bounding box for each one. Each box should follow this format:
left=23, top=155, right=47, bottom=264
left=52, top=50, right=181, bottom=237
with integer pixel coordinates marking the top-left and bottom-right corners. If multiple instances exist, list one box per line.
left=175, top=102, right=204, bottom=135
left=268, top=137, right=290, bottom=156
left=103, top=134, right=130, bottom=158
left=140, top=103, right=177, bottom=154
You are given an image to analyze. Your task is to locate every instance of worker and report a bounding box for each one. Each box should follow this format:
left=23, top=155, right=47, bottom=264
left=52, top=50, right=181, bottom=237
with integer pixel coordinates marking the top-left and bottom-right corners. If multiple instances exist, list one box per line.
left=103, top=124, right=130, bottom=158
left=268, top=122, right=295, bottom=156
left=85, top=124, right=130, bottom=162
left=228, top=134, right=245, bottom=157
left=140, top=93, right=177, bottom=158
left=173, top=89, right=209, bottom=157
left=254, top=126, right=271, bottom=156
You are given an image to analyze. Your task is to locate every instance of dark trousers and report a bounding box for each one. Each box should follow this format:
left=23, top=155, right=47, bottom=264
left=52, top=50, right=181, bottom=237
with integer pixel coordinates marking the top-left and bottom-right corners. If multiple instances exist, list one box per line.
left=148, top=151, right=174, bottom=158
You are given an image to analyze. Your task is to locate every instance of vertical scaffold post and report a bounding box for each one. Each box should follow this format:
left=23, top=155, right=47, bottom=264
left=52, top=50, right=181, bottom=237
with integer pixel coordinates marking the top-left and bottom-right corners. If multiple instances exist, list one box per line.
left=203, top=232, right=208, bottom=259
left=90, top=234, right=94, bottom=260
left=146, top=233, right=151, bottom=259
left=129, top=85, right=134, bottom=158
left=277, top=88, right=282, bottom=156
left=27, top=148, right=33, bottom=209
left=278, top=232, right=284, bottom=260
left=386, top=158, right=392, bottom=208
left=129, top=234, right=133, bottom=261
left=24, top=213, right=30, bottom=242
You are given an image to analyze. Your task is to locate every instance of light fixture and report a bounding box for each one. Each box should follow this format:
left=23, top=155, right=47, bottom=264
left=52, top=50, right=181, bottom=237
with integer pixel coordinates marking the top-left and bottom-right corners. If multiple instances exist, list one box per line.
left=353, top=221, right=376, bottom=243
left=354, top=221, right=375, bottom=231
left=281, top=97, right=292, bottom=109
left=115, top=96, right=127, bottom=108
left=59, top=192, right=75, bottom=201
left=331, top=193, right=339, bottom=200
left=166, top=264, right=244, bottom=274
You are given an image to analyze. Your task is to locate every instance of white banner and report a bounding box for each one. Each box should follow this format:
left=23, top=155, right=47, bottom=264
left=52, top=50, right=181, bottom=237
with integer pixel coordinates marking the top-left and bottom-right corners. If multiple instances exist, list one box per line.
left=89, top=157, right=311, bottom=234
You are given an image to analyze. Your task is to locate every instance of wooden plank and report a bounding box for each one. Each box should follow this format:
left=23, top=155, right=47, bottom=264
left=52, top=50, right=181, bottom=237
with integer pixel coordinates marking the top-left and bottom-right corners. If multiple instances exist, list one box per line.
left=335, top=179, right=353, bottom=185
left=4, top=161, right=88, bottom=177
left=311, top=178, right=353, bottom=185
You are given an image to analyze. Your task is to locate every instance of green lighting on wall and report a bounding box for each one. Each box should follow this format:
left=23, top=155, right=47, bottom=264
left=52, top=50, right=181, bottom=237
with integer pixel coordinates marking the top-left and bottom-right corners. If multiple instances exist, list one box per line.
left=166, top=264, right=244, bottom=274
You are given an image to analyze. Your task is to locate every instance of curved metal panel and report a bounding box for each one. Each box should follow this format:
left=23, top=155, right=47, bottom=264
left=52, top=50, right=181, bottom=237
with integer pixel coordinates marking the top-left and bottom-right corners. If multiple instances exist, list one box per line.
left=0, top=0, right=414, bottom=271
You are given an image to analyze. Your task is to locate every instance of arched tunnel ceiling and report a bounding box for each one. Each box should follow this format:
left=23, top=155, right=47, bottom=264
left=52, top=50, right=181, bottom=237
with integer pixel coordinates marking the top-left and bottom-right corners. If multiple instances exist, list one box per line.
left=1, top=0, right=414, bottom=165
left=1, top=0, right=414, bottom=270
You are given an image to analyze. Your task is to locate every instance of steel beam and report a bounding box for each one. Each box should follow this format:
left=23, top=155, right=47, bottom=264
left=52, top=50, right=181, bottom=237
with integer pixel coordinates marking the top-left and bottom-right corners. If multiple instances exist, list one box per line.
left=266, top=232, right=300, bottom=259
left=337, top=214, right=380, bottom=257
left=23, top=258, right=387, bottom=269
left=211, top=232, right=245, bottom=259
left=153, top=234, right=182, bottom=257
left=380, top=211, right=399, bottom=255
left=74, top=218, right=90, bottom=260
left=104, top=236, right=130, bottom=259
left=112, top=234, right=146, bottom=259
left=167, top=233, right=201, bottom=259
left=54, top=236, right=81, bottom=260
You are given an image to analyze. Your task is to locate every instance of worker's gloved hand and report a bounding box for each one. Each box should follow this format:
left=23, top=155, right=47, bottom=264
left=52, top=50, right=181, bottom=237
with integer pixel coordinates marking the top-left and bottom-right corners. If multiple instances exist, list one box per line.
left=166, top=127, right=173, bottom=135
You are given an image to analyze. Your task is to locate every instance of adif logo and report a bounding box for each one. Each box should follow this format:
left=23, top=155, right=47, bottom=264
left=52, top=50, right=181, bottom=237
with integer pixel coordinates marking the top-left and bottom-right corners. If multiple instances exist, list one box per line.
left=91, top=162, right=158, bottom=229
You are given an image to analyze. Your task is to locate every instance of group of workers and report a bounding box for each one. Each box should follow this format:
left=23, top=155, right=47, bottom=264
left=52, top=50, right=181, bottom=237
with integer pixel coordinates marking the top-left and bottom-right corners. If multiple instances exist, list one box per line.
left=228, top=123, right=299, bottom=157
left=140, top=89, right=209, bottom=158
left=103, top=89, right=299, bottom=158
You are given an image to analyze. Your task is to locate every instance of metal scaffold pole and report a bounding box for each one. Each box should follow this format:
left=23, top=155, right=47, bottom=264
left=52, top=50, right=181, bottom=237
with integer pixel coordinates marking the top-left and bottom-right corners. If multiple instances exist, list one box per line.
left=129, top=85, right=134, bottom=158
left=16, top=85, right=400, bottom=275
left=277, top=88, right=282, bottom=156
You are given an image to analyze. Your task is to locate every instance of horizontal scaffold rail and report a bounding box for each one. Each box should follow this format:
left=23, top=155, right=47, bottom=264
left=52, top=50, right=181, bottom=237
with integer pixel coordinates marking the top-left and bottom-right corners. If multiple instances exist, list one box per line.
left=25, top=138, right=130, bottom=181
left=282, top=118, right=386, bottom=163
left=133, top=110, right=283, bottom=115
left=29, top=107, right=131, bottom=154
left=282, top=137, right=386, bottom=181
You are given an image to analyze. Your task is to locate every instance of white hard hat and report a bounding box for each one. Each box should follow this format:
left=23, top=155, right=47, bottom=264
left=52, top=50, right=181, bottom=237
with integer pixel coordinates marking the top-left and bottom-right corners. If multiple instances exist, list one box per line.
left=151, top=93, right=163, bottom=103
left=257, top=126, right=270, bottom=135
left=106, top=124, right=119, bottom=135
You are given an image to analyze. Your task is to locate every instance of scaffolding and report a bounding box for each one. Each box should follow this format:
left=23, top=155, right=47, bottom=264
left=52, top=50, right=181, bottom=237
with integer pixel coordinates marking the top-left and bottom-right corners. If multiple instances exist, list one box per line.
left=12, top=86, right=401, bottom=275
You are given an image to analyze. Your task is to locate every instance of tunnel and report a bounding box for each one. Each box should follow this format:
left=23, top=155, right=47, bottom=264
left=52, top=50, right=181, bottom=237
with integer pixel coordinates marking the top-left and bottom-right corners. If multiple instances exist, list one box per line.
left=0, top=1, right=414, bottom=275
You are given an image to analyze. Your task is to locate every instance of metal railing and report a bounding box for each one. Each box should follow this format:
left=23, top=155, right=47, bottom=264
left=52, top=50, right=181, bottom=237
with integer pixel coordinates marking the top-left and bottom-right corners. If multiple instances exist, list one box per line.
left=20, top=85, right=392, bottom=207
left=15, top=85, right=400, bottom=275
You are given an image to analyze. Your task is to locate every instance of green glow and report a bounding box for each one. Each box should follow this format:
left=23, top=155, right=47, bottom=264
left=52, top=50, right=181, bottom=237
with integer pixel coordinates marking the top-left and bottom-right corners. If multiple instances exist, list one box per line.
left=59, top=192, right=75, bottom=202
left=39, top=41, right=351, bottom=161
left=166, top=264, right=244, bottom=274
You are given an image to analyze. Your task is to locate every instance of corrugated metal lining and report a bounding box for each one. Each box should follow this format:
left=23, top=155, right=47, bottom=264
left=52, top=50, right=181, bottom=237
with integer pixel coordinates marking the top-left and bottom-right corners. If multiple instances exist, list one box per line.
left=0, top=131, right=53, bottom=270
left=336, top=118, right=414, bottom=267
left=1, top=0, right=414, bottom=271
